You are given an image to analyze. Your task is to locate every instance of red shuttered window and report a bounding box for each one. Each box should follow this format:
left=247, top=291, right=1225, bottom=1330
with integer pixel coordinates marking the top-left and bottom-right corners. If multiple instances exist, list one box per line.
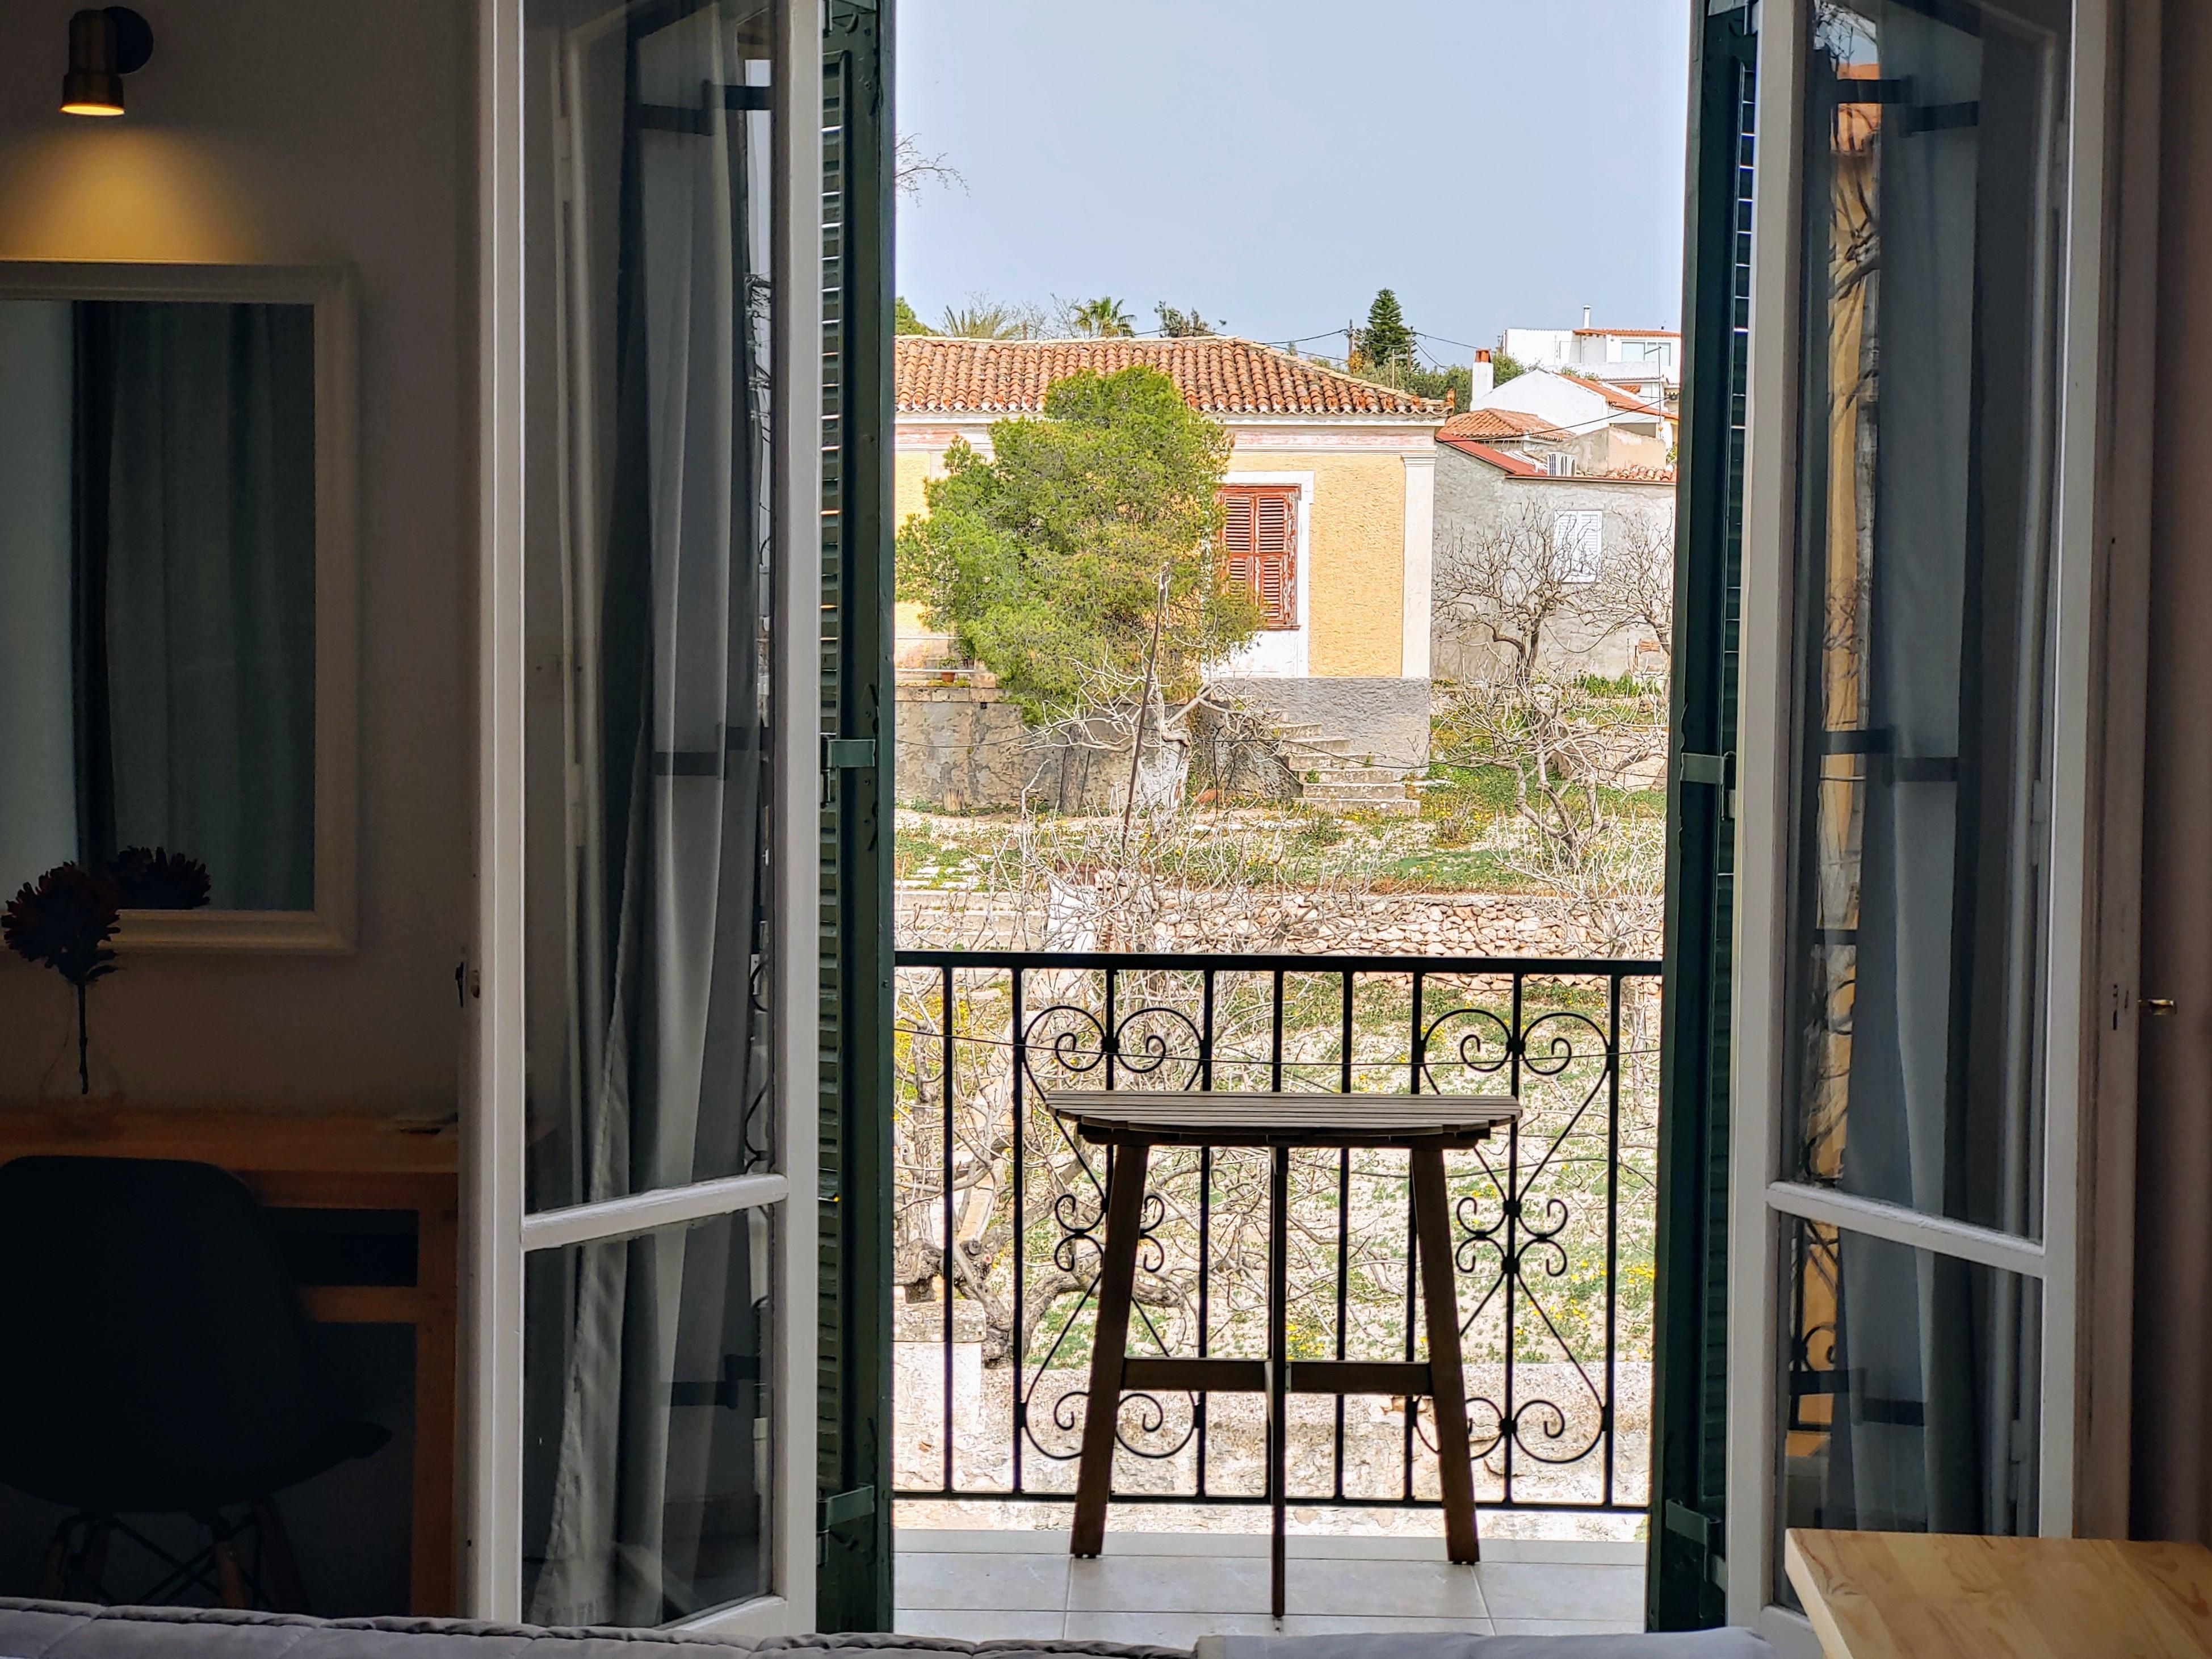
left=1218, top=485, right=1299, bottom=629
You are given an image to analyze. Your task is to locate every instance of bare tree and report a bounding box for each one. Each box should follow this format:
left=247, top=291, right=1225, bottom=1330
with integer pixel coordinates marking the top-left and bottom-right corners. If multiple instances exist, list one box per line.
left=1434, top=677, right=1668, bottom=956
left=894, top=135, right=966, bottom=199
left=1432, top=501, right=1590, bottom=683
left=1579, top=507, right=1675, bottom=667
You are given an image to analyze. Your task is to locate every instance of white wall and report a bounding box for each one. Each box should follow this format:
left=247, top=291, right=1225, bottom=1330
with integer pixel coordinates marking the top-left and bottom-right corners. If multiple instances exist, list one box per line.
left=0, top=1, right=468, bottom=1110
left=1470, top=367, right=1612, bottom=433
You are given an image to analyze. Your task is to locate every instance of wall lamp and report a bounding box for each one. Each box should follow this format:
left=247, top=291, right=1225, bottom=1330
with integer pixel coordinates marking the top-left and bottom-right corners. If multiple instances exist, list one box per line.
left=61, top=7, right=154, bottom=118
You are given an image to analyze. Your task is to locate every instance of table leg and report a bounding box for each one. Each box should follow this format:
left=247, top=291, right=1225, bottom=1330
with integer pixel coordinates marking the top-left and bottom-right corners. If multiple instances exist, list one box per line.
left=1269, top=1143, right=1290, bottom=1620
left=1411, top=1142, right=1480, bottom=1564
left=1072, top=1139, right=1152, bottom=1558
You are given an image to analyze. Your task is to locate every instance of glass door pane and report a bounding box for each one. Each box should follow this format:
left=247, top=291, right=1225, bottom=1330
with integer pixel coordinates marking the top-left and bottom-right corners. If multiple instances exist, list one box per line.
left=524, top=0, right=780, bottom=1215
left=1774, top=1218, right=2039, bottom=1607
left=523, top=1208, right=773, bottom=1623
left=510, top=0, right=810, bottom=1632
left=1783, top=0, right=2070, bottom=1237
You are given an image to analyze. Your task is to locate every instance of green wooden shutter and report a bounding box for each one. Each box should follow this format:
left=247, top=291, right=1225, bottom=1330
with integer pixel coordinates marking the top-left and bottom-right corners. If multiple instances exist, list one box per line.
left=817, top=0, right=895, bottom=1630
left=1647, top=0, right=1756, bottom=1631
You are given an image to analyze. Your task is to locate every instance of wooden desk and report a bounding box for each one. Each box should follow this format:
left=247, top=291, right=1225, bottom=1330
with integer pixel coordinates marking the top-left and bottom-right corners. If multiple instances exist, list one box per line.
left=0, top=1107, right=459, bottom=1616
left=1785, top=1529, right=2212, bottom=1658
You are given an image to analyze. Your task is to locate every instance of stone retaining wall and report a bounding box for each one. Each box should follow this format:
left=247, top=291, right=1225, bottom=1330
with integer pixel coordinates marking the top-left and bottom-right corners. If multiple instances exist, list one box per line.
left=898, top=885, right=1660, bottom=959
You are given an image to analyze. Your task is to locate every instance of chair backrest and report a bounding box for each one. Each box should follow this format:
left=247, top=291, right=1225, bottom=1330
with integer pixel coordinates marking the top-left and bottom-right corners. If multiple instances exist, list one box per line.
left=0, top=1156, right=341, bottom=1511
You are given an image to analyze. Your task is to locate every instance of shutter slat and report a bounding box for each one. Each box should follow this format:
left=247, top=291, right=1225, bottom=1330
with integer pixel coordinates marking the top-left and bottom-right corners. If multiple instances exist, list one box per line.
left=1218, top=485, right=1299, bottom=631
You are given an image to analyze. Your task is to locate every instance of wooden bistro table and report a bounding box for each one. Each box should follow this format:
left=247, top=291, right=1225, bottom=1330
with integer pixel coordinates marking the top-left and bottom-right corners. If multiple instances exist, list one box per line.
left=1045, top=1089, right=1521, bottom=1620
left=1784, top=1528, right=2212, bottom=1659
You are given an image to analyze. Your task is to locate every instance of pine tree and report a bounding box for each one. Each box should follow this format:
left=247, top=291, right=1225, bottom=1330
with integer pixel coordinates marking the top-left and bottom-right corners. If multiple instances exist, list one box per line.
left=1358, top=288, right=1415, bottom=371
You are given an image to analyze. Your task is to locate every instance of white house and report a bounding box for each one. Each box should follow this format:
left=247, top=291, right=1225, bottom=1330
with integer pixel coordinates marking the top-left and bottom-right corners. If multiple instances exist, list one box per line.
left=1462, top=366, right=1673, bottom=474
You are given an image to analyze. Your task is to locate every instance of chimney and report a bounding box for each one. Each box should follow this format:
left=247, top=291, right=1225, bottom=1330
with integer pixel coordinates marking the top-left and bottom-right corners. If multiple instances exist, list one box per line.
left=1470, top=347, right=1494, bottom=400
left=1582, top=305, right=1593, bottom=329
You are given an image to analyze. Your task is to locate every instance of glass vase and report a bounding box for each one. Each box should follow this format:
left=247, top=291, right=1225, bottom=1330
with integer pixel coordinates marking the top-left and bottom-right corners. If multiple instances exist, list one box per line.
left=37, top=982, right=124, bottom=1107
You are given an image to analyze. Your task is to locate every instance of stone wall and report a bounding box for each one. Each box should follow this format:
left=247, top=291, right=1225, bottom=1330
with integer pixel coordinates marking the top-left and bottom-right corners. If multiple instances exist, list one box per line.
left=1212, top=675, right=1432, bottom=768
left=898, top=884, right=1661, bottom=960
left=896, top=682, right=1187, bottom=813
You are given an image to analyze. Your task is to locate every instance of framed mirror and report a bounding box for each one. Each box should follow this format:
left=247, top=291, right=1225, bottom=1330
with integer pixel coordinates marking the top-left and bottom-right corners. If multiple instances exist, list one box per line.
left=0, top=262, right=356, bottom=951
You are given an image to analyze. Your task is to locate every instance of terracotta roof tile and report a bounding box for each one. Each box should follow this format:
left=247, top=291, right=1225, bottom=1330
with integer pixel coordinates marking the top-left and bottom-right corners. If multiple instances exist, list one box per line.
left=1560, top=373, right=1672, bottom=417
left=1440, top=407, right=1556, bottom=441
left=1437, top=437, right=1546, bottom=476
left=894, top=335, right=1447, bottom=418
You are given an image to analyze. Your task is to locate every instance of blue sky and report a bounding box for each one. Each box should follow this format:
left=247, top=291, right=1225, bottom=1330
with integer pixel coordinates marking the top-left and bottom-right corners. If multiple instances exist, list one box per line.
left=894, top=1, right=1694, bottom=364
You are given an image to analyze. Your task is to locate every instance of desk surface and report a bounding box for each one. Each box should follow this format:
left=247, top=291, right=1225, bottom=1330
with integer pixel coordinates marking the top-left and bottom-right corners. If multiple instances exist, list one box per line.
left=1784, top=1529, right=2212, bottom=1659
left=0, top=1106, right=458, bottom=1174
left=1043, top=1089, right=1521, bottom=1148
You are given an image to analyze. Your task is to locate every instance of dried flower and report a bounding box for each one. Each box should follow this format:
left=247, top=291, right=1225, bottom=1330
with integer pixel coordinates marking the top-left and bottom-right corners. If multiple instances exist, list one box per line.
left=110, top=846, right=212, bottom=910
left=2, top=863, right=121, bottom=989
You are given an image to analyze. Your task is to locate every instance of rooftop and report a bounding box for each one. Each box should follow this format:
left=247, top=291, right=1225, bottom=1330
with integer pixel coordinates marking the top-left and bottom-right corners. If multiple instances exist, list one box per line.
left=895, top=335, right=1448, bottom=418
left=1559, top=373, right=1672, bottom=418
left=1439, top=408, right=1559, bottom=442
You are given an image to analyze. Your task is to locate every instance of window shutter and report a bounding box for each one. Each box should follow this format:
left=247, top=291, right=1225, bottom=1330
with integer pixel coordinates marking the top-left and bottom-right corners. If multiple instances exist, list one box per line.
left=817, top=2, right=893, bottom=1630
left=1649, top=0, right=1756, bottom=1632
left=1218, top=485, right=1299, bottom=629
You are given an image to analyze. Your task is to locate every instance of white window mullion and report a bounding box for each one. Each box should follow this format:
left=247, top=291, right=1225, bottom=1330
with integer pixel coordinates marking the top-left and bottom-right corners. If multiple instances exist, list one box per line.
left=1762, top=1182, right=2050, bottom=1281
left=520, top=1174, right=792, bottom=1254
left=466, top=0, right=530, bottom=1624
left=1724, top=0, right=1807, bottom=1633
left=2039, top=0, right=2118, bottom=1540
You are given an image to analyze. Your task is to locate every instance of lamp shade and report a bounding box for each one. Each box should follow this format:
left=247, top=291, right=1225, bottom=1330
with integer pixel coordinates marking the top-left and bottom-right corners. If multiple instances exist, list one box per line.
left=61, top=9, right=152, bottom=118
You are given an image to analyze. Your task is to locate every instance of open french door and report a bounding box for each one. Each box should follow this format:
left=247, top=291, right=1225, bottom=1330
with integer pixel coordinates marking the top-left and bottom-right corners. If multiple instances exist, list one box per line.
left=471, top=0, right=825, bottom=1631
left=1657, top=0, right=2129, bottom=1647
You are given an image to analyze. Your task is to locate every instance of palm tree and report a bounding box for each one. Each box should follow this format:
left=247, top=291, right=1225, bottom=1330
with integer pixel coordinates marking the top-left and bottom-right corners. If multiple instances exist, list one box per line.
left=1064, top=296, right=1136, bottom=338
left=938, top=299, right=1040, bottom=339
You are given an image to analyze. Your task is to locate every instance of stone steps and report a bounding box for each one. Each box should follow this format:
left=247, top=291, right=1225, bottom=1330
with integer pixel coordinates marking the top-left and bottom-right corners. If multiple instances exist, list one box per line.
left=1261, top=719, right=1422, bottom=817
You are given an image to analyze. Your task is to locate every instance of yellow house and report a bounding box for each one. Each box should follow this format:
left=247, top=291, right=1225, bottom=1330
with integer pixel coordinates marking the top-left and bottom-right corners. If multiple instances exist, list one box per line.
left=894, top=335, right=1447, bottom=766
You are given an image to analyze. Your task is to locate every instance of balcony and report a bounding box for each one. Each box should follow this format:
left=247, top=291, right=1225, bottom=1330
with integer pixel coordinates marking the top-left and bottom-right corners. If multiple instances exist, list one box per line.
left=888, top=949, right=1660, bottom=1638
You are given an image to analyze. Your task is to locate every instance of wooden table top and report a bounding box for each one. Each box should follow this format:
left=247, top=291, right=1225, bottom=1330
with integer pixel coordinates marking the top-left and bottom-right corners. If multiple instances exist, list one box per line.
left=1043, top=1089, right=1520, bottom=1148
left=0, top=1104, right=459, bottom=1174
left=1785, top=1529, right=2212, bottom=1658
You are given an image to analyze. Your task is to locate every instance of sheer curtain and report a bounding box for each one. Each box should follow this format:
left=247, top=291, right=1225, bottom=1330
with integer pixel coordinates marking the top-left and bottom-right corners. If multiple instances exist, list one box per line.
left=1787, top=0, right=2063, bottom=1546
left=524, top=0, right=774, bottom=1625
left=77, top=300, right=317, bottom=910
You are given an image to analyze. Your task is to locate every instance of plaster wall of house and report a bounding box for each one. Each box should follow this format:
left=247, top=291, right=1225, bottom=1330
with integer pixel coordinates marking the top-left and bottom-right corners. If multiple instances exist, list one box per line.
left=0, top=0, right=468, bottom=1112
left=895, top=446, right=948, bottom=665
left=1431, top=446, right=1672, bottom=684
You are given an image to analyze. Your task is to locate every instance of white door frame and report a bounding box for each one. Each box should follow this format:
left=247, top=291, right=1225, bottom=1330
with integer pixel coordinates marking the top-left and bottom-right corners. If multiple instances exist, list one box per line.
left=1722, top=0, right=2119, bottom=1646
left=467, top=0, right=822, bottom=1630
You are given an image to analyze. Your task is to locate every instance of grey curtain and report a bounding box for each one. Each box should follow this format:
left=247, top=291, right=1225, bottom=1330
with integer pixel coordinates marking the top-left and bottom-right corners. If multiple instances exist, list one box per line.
left=524, top=0, right=775, bottom=1626
left=0, top=301, right=78, bottom=892
left=76, top=299, right=316, bottom=909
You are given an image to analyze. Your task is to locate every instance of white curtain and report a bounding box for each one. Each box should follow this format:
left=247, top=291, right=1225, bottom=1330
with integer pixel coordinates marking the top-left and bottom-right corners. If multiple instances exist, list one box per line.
left=1810, top=0, right=2056, bottom=1539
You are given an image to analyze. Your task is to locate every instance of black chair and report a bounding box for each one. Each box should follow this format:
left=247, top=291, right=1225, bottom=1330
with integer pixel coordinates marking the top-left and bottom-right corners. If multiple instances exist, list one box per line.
left=0, top=1156, right=389, bottom=1611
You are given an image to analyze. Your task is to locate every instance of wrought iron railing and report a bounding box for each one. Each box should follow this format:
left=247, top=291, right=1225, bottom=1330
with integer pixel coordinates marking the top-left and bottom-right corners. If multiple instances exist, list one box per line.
left=891, top=949, right=1663, bottom=1515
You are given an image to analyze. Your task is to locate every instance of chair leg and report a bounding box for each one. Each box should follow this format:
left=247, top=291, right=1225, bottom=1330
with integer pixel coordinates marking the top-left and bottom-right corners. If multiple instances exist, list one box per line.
left=77, top=1518, right=113, bottom=1603
left=251, top=1497, right=312, bottom=1614
left=39, top=1518, right=72, bottom=1600
left=1070, top=1138, right=1152, bottom=1559
left=1411, top=1142, right=1481, bottom=1565
left=204, top=1514, right=250, bottom=1610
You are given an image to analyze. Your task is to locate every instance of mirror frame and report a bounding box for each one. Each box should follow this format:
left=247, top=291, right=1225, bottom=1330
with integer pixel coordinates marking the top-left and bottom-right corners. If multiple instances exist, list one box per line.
left=0, top=260, right=359, bottom=952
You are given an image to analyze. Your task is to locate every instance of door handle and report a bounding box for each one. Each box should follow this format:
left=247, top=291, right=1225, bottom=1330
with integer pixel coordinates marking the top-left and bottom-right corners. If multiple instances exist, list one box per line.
left=2142, top=997, right=2177, bottom=1017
